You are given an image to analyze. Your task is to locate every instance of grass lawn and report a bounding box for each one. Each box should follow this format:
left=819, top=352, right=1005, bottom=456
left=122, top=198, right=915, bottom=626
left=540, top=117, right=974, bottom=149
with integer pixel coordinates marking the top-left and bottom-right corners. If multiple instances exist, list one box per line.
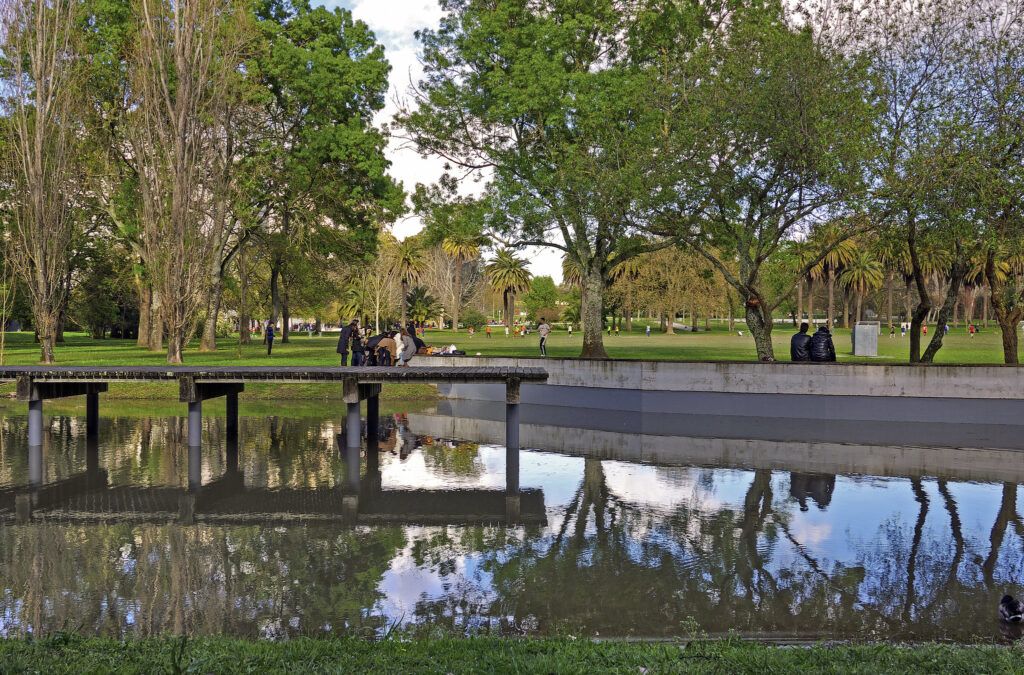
left=1, top=635, right=1022, bottom=674
left=0, top=332, right=442, bottom=401
left=439, top=321, right=1020, bottom=364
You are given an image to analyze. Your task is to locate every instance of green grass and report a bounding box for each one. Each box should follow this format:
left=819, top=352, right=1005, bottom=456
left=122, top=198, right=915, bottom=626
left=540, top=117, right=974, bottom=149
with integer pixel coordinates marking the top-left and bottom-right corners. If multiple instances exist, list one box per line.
left=445, top=321, right=1021, bottom=364
left=1, top=635, right=1022, bottom=674
left=0, top=332, right=437, bottom=401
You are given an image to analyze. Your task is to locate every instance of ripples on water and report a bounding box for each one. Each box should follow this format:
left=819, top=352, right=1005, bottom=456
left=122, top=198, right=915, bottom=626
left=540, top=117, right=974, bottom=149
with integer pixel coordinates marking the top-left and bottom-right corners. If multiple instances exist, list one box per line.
left=0, top=401, right=1022, bottom=642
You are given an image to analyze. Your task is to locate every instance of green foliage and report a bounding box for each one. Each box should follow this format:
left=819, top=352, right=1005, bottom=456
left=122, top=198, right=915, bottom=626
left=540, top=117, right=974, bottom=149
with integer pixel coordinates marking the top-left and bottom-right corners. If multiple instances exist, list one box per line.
left=459, top=306, right=486, bottom=330
left=523, top=276, right=558, bottom=321
left=406, top=286, right=440, bottom=325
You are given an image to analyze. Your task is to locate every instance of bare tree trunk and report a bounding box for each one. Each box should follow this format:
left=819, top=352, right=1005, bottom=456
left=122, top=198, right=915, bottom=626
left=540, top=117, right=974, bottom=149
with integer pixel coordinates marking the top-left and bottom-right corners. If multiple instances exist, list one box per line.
left=148, top=289, right=163, bottom=352
left=746, top=302, right=775, bottom=360
left=137, top=281, right=151, bottom=348
left=856, top=293, right=863, bottom=324
left=796, top=279, right=803, bottom=326
left=199, top=276, right=223, bottom=351
left=579, top=264, right=608, bottom=358
left=886, top=271, right=894, bottom=329
left=452, top=260, right=461, bottom=332
left=238, top=245, right=250, bottom=345
left=282, top=291, right=291, bottom=343
left=921, top=251, right=966, bottom=363
left=907, top=215, right=931, bottom=363
left=806, top=281, right=814, bottom=328
left=986, top=250, right=1023, bottom=364
left=270, top=265, right=281, bottom=325
left=624, top=307, right=632, bottom=332
left=827, top=268, right=836, bottom=330
left=401, top=278, right=409, bottom=327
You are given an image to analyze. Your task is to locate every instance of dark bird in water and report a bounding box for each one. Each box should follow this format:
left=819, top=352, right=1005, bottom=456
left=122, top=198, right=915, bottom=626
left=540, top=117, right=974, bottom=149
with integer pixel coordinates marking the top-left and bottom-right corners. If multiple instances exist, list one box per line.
left=1000, top=595, right=1024, bottom=622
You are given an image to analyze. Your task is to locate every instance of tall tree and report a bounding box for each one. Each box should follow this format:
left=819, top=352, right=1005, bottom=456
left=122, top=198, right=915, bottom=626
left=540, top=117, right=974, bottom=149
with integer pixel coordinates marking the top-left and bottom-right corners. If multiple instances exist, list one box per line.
left=656, top=2, right=876, bottom=360
left=393, top=238, right=425, bottom=327
left=401, top=0, right=683, bottom=358
left=485, top=249, right=532, bottom=328
left=125, top=0, right=250, bottom=363
left=250, top=0, right=403, bottom=344
left=0, top=0, right=82, bottom=363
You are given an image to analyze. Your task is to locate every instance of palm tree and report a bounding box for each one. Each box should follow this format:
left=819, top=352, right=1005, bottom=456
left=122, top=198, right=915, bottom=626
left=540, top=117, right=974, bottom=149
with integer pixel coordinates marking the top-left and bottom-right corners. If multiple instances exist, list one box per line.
left=788, top=239, right=815, bottom=325
left=485, top=249, right=533, bottom=327
left=393, top=238, right=425, bottom=327
left=338, top=284, right=365, bottom=327
left=873, top=238, right=910, bottom=329
left=811, top=224, right=858, bottom=330
left=441, top=233, right=481, bottom=332
left=406, top=286, right=441, bottom=326
left=609, top=255, right=642, bottom=331
left=839, top=249, right=884, bottom=323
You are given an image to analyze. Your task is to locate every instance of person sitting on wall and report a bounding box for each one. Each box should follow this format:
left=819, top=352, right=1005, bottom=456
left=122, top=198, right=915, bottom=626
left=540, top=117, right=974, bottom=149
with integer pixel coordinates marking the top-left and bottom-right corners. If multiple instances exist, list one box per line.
left=790, top=322, right=812, bottom=362
left=809, top=325, right=837, bottom=362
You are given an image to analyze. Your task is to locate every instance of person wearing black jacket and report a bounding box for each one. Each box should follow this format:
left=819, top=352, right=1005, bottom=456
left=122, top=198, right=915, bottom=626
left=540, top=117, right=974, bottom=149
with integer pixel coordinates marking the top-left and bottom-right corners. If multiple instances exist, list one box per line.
left=809, top=325, right=836, bottom=362
left=336, top=319, right=358, bottom=365
left=790, top=323, right=812, bottom=362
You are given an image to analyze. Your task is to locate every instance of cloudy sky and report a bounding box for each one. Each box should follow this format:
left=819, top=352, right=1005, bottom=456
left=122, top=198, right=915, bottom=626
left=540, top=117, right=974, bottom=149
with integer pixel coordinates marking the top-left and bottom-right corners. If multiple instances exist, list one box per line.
left=318, top=0, right=563, bottom=282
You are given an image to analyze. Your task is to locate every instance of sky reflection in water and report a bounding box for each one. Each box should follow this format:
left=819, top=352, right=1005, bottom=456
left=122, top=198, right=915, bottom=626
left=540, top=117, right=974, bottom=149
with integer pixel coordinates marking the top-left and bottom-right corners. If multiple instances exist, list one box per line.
left=0, top=403, right=1022, bottom=642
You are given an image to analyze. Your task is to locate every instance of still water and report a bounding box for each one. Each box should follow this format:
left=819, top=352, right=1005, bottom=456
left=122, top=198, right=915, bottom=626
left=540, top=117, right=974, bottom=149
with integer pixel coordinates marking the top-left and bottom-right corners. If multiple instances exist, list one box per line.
left=1, top=400, right=1023, bottom=642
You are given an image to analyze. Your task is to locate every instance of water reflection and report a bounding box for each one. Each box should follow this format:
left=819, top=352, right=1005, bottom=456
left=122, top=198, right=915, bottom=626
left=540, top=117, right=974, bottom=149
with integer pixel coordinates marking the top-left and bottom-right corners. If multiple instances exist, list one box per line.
left=0, top=403, right=1022, bottom=642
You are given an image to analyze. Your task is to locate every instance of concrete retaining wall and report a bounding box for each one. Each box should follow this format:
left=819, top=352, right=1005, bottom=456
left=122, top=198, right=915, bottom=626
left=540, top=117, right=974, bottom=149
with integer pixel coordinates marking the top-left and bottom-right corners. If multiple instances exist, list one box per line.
left=417, top=356, right=1024, bottom=428
left=419, top=355, right=1024, bottom=399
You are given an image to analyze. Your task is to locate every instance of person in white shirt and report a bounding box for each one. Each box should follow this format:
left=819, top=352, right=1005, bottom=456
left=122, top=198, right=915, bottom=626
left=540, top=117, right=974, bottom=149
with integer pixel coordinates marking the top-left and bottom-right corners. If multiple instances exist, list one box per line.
left=538, top=318, right=551, bottom=356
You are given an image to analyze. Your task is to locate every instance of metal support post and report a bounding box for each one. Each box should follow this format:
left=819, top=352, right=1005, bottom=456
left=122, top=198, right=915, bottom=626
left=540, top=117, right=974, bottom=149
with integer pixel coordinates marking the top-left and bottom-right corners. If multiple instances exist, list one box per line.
left=346, top=401, right=361, bottom=449
left=86, top=392, right=99, bottom=439
left=188, top=401, right=202, bottom=449
left=28, top=399, right=42, bottom=447
left=225, top=392, right=238, bottom=441
left=366, top=395, right=379, bottom=451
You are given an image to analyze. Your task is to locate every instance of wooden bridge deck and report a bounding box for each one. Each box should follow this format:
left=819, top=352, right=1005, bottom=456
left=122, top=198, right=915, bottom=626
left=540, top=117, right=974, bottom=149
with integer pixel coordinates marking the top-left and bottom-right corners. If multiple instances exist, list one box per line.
left=0, top=365, right=548, bottom=385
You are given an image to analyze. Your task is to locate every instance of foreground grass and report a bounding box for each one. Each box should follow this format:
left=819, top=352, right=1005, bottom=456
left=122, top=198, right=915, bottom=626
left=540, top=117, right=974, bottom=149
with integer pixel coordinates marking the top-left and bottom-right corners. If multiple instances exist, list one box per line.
left=1, top=635, right=1022, bottom=674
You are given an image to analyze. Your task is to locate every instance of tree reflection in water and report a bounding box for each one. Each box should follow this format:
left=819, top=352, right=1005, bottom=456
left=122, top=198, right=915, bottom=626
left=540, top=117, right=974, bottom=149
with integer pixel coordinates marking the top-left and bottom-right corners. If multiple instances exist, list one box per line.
left=1, top=410, right=1024, bottom=641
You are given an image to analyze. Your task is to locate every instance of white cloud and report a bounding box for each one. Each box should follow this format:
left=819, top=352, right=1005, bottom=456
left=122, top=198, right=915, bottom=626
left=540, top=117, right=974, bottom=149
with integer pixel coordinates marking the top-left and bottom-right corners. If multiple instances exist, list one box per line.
left=316, top=0, right=564, bottom=282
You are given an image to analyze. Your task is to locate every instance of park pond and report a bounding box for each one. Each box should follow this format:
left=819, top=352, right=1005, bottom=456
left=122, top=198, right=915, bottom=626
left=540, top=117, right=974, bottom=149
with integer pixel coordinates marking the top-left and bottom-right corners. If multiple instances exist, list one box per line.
left=0, top=399, right=1023, bottom=644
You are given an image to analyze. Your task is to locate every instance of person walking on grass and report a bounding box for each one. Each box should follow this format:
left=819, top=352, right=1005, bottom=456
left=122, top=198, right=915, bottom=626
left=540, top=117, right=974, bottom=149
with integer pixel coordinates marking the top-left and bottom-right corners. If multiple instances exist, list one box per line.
left=266, top=321, right=276, bottom=356
left=567, top=323, right=572, bottom=338
left=486, top=324, right=491, bottom=338
left=505, top=324, right=510, bottom=338
left=646, top=325, right=651, bottom=337
left=538, top=317, right=551, bottom=356
left=809, top=325, right=836, bottom=362
left=791, top=323, right=812, bottom=362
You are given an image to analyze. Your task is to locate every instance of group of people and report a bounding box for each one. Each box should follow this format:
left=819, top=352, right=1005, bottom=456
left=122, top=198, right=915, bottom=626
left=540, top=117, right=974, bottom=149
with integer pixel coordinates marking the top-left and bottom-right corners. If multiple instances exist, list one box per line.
left=335, top=319, right=424, bottom=366
left=790, top=323, right=836, bottom=362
